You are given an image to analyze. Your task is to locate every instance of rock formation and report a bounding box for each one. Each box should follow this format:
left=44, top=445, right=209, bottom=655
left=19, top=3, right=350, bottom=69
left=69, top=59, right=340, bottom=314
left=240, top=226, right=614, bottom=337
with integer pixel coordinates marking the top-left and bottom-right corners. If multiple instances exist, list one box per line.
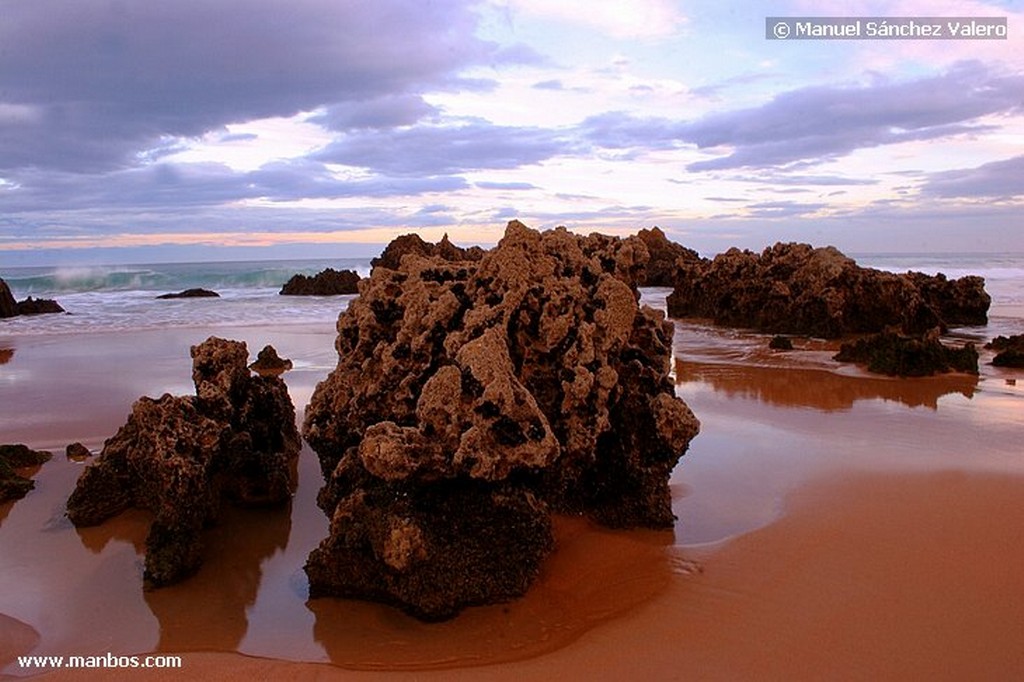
left=636, top=227, right=701, bottom=287
left=279, top=268, right=360, bottom=296
left=986, top=334, right=1024, bottom=367
left=156, top=288, right=220, bottom=299
left=369, top=233, right=485, bottom=272
left=833, top=328, right=979, bottom=377
left=303, top=221, right=699, bottom=620
left=0, top=445, right=52, bottom=502
left=249, top=345, right=293, bottom=375
left=666, top=243, right=990, bottom=338
left=1, top=279, right=64, bottom=317
left=66, top=337, right=300, bottom=586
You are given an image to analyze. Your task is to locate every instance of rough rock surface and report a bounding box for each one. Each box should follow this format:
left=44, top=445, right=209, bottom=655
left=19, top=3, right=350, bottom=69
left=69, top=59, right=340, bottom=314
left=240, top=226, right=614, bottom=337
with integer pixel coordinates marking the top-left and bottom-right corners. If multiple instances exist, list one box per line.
left=986, top=334, right=1024, bottom=367
left=156, top=288, right=220, bottom=299
left=303, top=221, right=700, bottom=620
left=280, top=268, right=360, bottom=296
left=769, top=335, right=794, bottom=351
left=370, top=233, right=485, bottom=272
left=0, top=445, right=52, bottom=502
left=667, top=243, right=990, bottom=338
left=833, top=329, right=979, bottom=377
left=905, top=272, right=990, bottom=327
left=636, top=227, right=701, bottom=287
left=66, top=337, right=300, bottom=586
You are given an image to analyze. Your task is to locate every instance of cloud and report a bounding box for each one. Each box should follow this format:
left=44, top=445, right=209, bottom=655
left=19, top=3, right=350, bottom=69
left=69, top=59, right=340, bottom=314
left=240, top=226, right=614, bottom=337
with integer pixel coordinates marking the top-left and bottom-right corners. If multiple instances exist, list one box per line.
left=315, top=120, right=575, bottom=175
left=2, top=159, right=470, bottom=214
left=310, top=95, right=441, bottom=131
left=579, top=62, right=1024, bottom=172
left=494, top=0, right=687, bottom=39
left=0, top=0, right=517, bottom=173
left=921, top=155, right=1024, bottom=199
left=682, top=61, right=1023, bottom=171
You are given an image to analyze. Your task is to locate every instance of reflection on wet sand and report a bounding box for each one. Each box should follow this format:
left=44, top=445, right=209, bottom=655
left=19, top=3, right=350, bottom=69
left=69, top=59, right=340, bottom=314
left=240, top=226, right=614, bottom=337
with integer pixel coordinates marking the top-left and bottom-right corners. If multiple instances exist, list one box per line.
left=675, top=359, right=978, bottom=410
left=309, top=517, right=676, bottom=671
left=0, top=501, right=12, bottom=528
left=143, top=503, right=292, bottom=653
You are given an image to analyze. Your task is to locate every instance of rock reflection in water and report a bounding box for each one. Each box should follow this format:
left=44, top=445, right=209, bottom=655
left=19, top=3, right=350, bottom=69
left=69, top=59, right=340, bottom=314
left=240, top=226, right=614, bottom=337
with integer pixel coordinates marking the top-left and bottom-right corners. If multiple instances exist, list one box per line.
left=143, top=503, right=292, bottom=653
left=0, top=348, right=13, bottom=365
left=675, top=359, right=978, bottom=411
left=308, top=517, right=676, bottom=671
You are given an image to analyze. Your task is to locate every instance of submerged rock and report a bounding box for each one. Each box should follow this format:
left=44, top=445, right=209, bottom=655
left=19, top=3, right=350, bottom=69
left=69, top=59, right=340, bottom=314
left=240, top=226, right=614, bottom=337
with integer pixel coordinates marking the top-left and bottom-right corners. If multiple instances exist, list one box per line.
left=769, top=335, right=794, bottom=351
left=156, top=288, right=220, bottom=299
left=666, top=243, right=990, bottom=338
left=303, top=221, right=699, bottom=620
left=833, top=329, right=979, bottom=377
left=0, top=445, right=52, bottom=502
left=279, top=268, right=360, bottom=296
left=66, top=338, right=300, bottom=586
left=986, top=334, right=1024, bottom=368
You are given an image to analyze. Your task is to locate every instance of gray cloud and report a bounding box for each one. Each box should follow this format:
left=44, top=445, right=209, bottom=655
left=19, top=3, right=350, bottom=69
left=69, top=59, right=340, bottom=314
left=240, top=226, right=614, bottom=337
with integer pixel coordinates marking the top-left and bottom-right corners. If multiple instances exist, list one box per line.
left=0, top=0, right=519, bottom=173
left=921, top=155, right=1024, bottom=199
left=3, top=159, right=469, bottom=214
left=580, top=62, right=1024, bottom=171
left=315, top=120, right=575, bottom=175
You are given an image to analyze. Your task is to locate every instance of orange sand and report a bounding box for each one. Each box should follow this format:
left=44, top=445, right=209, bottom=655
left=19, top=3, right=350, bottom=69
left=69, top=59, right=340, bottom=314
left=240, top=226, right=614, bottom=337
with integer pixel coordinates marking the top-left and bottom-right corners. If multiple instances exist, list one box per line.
left=1, top=321, right=1022, bottom=680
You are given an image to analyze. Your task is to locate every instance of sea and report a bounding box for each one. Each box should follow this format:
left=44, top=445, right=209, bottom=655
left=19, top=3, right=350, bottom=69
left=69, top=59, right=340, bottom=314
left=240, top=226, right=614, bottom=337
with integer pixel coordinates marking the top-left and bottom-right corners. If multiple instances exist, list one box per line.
left=0, top=253, right=1022, bottom=338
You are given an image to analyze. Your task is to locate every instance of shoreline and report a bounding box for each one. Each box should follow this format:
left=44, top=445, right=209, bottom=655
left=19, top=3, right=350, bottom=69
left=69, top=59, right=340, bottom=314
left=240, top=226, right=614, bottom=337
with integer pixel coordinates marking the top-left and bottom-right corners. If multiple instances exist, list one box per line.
left=2, top=316, right=1023, bottom=680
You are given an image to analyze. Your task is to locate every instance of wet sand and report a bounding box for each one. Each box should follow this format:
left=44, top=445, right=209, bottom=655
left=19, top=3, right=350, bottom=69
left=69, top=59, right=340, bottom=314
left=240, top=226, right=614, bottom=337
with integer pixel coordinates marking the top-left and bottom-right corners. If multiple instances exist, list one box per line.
left=2, top=320, right=1023, bottom=680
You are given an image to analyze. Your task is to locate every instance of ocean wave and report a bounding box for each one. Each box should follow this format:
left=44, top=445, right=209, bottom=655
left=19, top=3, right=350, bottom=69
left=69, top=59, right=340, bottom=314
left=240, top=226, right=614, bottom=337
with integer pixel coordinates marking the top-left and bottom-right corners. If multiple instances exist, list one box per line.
left=2, top=258, right=372, bottom=297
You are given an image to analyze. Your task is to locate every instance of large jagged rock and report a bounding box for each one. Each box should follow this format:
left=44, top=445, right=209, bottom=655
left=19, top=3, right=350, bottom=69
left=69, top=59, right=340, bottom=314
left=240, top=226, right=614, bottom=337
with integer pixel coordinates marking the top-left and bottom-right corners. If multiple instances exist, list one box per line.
left=636, top=227, right=702, bottom=287
left=370, top=233, right=485, bottom=272
left=0, top=445, right=52, bottom=502
left=833, top=328, right=979, bottom=377
left=666, top=243, right=990, bottom=338
left=303, top=221, right=700, bottom=620
left=66, top=337, right=300, bottom=586
left=279, top=268, right=360, bottom=296
left=0, top=279, right=17, bottom=318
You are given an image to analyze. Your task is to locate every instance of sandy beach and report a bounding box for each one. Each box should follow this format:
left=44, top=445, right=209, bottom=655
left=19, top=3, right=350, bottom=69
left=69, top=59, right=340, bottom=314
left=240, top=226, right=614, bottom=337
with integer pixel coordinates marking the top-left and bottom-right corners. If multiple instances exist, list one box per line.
left=2, top=315, right=1023, bottom=681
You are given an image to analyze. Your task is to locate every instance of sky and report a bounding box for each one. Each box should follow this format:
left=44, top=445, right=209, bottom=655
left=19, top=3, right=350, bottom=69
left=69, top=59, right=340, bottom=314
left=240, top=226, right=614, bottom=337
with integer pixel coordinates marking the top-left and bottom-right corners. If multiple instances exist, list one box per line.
left=1, top=0, right=1023, bottom=266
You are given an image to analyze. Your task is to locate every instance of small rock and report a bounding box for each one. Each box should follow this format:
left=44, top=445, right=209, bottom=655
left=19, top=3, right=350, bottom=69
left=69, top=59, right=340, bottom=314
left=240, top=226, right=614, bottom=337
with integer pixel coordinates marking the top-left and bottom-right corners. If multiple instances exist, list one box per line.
left=769, top=335, right=794, bottom=351
left=279, top=269, right=360, bottom=296
left=66, top=442, right=92, bottom=461
left=0, top=444, right=52, bottom=503
left=156, top=288, right=220, bottom=299
left=248, top=345, right=293, bottom=376
left=985, top=334, right=1024, bottom=368
left=833, top=329, right=978, bottom=377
